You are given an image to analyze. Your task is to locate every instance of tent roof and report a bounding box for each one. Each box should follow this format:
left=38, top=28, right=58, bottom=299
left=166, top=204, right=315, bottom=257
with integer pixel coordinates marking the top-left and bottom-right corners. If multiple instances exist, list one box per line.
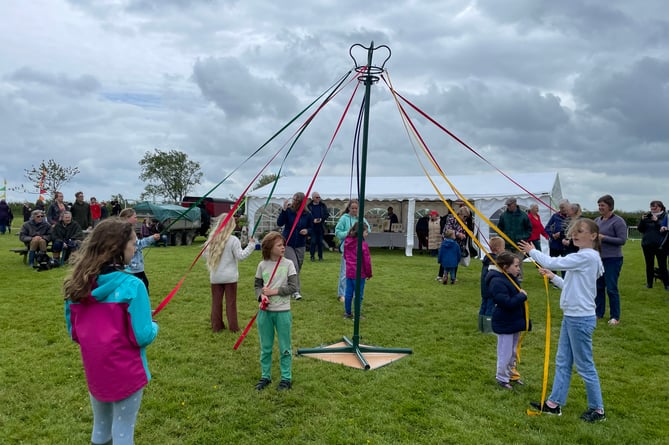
left=133, top=201, right=201, bottom=222
left=247, top=172, right=560, bottom=201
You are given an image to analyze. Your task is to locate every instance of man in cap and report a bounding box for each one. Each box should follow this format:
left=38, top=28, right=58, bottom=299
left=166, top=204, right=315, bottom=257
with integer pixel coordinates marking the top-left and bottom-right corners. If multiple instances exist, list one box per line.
left=497, top=198, right=532, bottom=279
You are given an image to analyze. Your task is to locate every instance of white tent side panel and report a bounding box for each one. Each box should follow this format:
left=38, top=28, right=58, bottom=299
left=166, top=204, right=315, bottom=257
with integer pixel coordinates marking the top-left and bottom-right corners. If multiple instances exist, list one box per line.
left=245, top=172, right=562, bottom=256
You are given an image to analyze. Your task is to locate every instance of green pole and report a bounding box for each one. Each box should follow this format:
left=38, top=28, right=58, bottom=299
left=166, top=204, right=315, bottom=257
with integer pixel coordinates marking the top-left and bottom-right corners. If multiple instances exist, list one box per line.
left=351, top=41, right=375, bottom=348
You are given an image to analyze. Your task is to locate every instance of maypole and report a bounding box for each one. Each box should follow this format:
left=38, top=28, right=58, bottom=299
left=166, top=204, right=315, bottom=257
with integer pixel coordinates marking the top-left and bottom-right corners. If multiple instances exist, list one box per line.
left=297, top=42, right=412, bottom=370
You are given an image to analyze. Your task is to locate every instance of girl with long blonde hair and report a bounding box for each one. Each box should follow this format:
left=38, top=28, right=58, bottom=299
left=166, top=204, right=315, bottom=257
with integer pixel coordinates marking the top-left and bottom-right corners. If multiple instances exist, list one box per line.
left=205, top=213, right=256, bottom=332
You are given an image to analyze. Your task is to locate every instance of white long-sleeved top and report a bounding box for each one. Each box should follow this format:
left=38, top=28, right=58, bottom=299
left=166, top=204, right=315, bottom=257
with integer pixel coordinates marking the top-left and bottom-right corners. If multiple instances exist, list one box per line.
left=206, top=236, right=256, bottom=284
left=528, top=248, right=604, bottom=317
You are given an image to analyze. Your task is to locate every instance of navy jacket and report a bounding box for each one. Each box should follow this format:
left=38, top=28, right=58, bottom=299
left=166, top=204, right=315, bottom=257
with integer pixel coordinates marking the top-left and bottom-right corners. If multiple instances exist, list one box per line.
left=277, top=208, right=312, bottom=248
left=437, top=238, right=461, bottom=268
left=307, top=201, right=329, bottom=235
left=488, top=269, right=528, bottom=334
left=544, top=212, right=567, bottom=252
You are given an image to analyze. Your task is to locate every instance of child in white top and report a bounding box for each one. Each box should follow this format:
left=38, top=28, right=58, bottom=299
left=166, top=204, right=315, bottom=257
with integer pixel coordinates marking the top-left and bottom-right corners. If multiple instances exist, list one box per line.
left=519, top=218, right=606, bottom=422
left=205, top=213, right=255, bottom=332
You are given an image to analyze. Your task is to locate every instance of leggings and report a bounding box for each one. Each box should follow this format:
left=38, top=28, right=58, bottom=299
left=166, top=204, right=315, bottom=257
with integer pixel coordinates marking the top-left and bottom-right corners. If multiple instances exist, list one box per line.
left=89, top=388, right=143, bottom=445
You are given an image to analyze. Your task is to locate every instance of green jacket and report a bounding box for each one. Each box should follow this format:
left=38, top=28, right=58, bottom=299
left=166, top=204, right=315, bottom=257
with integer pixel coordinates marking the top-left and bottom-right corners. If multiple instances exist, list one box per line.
left=497, top=209, right=532, bottom=250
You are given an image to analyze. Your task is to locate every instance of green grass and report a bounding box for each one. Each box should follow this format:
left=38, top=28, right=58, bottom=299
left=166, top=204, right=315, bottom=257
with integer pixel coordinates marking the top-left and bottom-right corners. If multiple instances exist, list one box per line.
left=1, top=226, right=668, bottom=444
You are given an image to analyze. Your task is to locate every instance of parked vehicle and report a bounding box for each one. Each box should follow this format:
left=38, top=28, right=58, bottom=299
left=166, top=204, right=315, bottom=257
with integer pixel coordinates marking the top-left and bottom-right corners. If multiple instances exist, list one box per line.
left=181, top=196, right=235, bottom=236
left=133, top=202, right=201, bottom=246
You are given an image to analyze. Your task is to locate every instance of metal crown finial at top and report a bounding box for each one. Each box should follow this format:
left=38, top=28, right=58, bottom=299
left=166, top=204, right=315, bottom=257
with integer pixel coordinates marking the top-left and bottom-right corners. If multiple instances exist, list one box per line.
left=349, top=41, right=391, bottom=83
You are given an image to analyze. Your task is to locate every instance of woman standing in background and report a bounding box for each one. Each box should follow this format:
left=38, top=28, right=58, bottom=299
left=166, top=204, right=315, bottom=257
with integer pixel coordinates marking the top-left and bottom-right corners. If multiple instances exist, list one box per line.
left=527, top=203, right=548, bottom=251
left=638, top=200, right=668, bottom=290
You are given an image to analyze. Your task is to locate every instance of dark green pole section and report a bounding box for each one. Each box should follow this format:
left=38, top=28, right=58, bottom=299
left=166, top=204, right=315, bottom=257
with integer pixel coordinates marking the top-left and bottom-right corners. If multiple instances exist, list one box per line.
left=296, top=42, right=411, bottom=369
left=352, top=41, right=375, bottom=348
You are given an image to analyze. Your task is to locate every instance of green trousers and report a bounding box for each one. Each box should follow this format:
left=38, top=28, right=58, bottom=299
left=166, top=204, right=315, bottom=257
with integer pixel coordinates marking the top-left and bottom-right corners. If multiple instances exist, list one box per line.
left=257, top=310, right=293, bottom=381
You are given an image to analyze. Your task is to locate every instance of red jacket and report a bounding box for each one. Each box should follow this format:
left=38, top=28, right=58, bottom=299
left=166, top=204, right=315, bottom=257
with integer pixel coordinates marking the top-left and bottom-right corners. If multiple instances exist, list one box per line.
left=90, top=203, right=101, bottom=220
left=528, top=212, right=548, bottom=242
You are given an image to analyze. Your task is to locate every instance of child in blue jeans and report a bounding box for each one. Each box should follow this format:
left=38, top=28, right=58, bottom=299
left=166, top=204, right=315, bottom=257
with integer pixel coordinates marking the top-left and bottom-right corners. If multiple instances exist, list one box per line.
left=343, top=222, right=373, bottom=319
left=520, top=218, right=606, bottom=422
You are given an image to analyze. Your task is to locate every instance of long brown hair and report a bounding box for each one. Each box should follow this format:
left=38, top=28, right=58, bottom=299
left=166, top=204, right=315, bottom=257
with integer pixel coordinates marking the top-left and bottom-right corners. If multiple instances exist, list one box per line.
left=291, top=192, right=305, bottom=212
left=63, top=218, right=135, bottom=302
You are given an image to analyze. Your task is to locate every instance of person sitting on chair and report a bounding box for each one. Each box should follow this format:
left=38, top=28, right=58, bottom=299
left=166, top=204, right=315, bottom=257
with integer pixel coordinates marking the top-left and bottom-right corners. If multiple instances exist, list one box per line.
left=52, top=211, right=84, bottom=264
left=19, top=210, right=52, bottom=267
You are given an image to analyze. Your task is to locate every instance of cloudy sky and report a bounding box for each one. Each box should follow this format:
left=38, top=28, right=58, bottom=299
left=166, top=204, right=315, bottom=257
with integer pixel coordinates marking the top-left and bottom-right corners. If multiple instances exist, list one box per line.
left=1, top=0, right=667, bottom=212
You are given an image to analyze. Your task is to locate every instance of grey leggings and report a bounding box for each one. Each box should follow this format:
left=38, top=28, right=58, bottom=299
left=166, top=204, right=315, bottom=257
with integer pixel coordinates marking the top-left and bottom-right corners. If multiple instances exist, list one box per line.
left=90, top=388, right=143, bottom=445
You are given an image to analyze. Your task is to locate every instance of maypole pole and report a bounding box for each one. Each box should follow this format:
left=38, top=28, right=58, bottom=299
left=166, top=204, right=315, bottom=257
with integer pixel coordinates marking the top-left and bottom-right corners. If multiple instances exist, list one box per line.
left=297, top=42, right=412, bottom=370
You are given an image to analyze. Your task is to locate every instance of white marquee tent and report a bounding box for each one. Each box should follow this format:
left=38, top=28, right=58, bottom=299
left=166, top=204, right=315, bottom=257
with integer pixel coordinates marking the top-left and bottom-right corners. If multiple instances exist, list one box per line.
left=245, top=172, right=562, bottom=256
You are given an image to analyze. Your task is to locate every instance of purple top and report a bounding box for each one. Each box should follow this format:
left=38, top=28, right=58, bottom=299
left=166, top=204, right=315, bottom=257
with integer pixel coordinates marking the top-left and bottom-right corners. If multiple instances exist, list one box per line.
left=595, top=214, right=627, bottom=258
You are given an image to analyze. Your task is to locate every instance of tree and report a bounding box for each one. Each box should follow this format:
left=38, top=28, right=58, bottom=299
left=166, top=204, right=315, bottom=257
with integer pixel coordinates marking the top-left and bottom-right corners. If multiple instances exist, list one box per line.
left=16, top=159, right=80, bottom=197
left=253, top=173, right=278, bottom=190
left=138, top=149, right=203, bottom=203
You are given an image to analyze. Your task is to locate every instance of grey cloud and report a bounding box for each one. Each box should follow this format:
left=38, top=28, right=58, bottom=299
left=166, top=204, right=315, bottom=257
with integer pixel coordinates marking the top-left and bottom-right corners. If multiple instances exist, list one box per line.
left=429, top=80, right=569, bottom=134
left=192, top=57, right=298, bottom=120
left=125, top=0, right=222, bottom=13
left=573, top=56, right=669, bottom=142
left=8, top=67, right=100, bottom=95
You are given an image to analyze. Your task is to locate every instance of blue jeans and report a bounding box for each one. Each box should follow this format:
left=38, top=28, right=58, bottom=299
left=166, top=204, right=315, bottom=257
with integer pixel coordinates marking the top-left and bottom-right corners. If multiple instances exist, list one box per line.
left=549, top=316, right=604, bottom=411
left=344, top=278, right=366, bottom=315
left=596, top=257, right=623, bottom=320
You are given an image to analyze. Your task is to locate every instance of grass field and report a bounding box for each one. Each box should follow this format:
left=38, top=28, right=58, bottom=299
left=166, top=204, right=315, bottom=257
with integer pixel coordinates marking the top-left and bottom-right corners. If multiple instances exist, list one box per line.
left=1, top=225, right=668, bottom=444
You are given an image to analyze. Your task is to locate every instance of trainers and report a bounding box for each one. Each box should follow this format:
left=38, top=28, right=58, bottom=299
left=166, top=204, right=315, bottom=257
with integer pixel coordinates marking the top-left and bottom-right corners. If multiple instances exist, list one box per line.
left=608, top=318, right=619, bottom=326
left=343, top=313, right=353, bottom=319
left=254, top=378, right=272, bottom=391
left=435, top=276, right=442, bottom=281
left=293, top=293, right=302, bottom=300
left=580, top=408, right=606, bottom=423
left=497, top=380, right=513, bottom=390
left=277, top=380, right=292, bottom=391
left=530, top=401, right=562, bottom=416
